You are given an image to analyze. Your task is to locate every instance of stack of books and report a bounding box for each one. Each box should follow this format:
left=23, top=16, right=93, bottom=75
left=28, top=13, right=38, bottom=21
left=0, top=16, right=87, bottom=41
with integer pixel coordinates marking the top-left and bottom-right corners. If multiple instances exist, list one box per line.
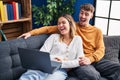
left=0, top=1, right=22, bottom=22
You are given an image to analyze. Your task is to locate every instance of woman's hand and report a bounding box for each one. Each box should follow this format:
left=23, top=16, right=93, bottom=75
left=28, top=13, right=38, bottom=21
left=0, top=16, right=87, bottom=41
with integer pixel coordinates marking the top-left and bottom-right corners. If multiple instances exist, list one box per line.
left=18, top=32, right=31, bottom=39
left=54, top=57, right=63, bottom=62
left=54, top=57, right=68, bottom=62
left=79, top=57, right=91, bottom=66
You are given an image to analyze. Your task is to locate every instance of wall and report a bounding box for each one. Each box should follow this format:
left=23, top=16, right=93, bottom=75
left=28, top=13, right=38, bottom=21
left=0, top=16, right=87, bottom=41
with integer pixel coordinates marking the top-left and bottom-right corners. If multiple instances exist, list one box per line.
left=32, top=0, right=94, bottom=29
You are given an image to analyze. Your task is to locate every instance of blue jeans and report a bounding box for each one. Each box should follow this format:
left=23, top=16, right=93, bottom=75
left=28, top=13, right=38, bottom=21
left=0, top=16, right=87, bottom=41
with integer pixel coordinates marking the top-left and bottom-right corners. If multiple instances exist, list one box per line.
left=19, top=69, right=67, bottom=80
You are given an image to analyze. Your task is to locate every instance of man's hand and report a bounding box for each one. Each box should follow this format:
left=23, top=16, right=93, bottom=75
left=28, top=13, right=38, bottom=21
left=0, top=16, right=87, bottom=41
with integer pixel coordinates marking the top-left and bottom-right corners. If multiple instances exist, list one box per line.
left=79, top=57, right=91, bottom=66
left=18, top=32, right=31, bottom=39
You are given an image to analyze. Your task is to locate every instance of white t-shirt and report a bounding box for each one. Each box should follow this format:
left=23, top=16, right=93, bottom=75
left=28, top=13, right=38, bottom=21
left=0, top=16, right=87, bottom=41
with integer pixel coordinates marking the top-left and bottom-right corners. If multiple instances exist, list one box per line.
left=40, top=34, right=84, bottom=68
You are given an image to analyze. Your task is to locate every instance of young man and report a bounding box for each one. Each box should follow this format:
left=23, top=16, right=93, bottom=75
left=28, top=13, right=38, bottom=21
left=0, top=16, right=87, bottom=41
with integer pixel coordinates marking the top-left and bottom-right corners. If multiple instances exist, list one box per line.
left=19, top=3, right=120, bottom=80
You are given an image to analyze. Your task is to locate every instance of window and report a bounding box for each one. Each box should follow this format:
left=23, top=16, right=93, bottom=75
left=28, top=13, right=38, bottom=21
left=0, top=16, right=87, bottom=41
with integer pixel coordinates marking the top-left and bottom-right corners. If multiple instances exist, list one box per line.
left=94, top=0, right=120, bottom=36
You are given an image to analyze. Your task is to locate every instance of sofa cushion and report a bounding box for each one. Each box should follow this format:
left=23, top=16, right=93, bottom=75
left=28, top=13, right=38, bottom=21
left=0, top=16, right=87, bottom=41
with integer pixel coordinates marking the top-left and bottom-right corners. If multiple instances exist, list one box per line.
left=0, top=38, right=28, bottom=80
left=0, top=41, right=13, bottom=80
left=25, top=34, right=49, bottom=49
left=103, top=36, right=120, bottom=63
left=104, top=47, right=119, bottom=63
left=0, top=34, right=49, bottom=80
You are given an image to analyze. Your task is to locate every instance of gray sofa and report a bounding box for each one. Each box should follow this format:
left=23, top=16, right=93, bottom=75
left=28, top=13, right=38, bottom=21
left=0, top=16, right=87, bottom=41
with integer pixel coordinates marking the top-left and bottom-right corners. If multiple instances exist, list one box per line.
left=0, top=34, right=120, bottom=80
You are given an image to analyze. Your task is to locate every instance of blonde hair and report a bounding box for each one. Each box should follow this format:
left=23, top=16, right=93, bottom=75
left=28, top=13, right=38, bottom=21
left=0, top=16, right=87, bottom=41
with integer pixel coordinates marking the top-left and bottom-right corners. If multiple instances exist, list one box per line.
left=57, top=14, right=76, bottom=40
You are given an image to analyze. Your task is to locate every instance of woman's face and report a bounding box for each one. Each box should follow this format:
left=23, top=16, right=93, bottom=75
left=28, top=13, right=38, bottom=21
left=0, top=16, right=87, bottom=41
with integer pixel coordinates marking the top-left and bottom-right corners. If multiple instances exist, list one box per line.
left=57, top=17, right=70, bottom=35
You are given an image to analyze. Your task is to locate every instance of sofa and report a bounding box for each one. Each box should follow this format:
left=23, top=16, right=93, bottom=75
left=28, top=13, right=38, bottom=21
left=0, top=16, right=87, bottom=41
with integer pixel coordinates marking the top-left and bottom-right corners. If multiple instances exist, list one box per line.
left=0, top=34, right=120, bottom=80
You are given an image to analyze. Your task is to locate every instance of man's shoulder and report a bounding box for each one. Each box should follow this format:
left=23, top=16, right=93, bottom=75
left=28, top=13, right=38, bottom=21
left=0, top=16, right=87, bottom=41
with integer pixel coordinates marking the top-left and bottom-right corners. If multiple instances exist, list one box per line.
left=91, top=25, right=103, bottom=35
left=47, top=34, right=60, bottom=41
left=91, top=25, right=102, bottom=31
left=92, top=25, right=100, bottom=29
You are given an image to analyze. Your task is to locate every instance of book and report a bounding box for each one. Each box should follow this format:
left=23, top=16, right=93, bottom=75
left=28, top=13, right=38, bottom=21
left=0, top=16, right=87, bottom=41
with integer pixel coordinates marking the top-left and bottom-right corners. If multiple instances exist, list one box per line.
left=11, top=1, right=17, bottom=20
left=16, top=2, right=22, bottom=19
left=0, top=1, right=5, bottom=22
left=18, top=2, right=22, bottom=19
left=3, top=4, right=8, bottom=21
left=10, top=1, right=22, bottom=20
left=16, top=2, right=19, bottom=19
left=6, top=3, right=14, bottom=20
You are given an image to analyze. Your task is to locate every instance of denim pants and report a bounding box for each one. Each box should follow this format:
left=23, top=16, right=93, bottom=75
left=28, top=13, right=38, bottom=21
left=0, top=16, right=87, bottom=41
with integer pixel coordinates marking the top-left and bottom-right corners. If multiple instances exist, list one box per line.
left=19, top=68, right=67, bottom=80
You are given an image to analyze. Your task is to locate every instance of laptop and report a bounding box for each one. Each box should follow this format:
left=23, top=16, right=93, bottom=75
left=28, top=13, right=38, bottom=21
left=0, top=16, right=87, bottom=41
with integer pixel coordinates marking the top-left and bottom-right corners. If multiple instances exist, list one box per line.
left=18, top=47, right=61, bottom=74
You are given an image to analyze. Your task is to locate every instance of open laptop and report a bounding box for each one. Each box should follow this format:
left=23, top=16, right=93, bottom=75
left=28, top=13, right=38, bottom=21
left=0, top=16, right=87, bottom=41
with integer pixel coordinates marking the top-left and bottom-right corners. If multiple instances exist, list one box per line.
left=18, top=47, right=61, bottom=74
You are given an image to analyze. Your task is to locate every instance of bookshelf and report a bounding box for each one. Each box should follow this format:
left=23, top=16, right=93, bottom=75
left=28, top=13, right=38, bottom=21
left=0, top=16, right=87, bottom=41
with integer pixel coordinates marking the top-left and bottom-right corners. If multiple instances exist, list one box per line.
left=0, top=0, right=32, bottom=41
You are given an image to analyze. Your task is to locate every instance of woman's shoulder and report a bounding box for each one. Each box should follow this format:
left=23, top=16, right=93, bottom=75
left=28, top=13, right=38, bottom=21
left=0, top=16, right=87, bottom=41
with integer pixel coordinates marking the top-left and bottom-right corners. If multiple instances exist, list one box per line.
left=74, top=35, right=82, bottom=39
left=74, top=35, right=82, bottom=42
left=49, top=33, right=60, bottom=39
left=50, top=33, right=60, bottom=36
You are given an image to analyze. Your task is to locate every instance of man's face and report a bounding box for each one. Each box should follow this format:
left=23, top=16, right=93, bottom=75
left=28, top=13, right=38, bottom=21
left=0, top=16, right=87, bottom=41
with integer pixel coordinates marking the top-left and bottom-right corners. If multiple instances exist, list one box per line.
left=79, top=9, right=93, bottom=26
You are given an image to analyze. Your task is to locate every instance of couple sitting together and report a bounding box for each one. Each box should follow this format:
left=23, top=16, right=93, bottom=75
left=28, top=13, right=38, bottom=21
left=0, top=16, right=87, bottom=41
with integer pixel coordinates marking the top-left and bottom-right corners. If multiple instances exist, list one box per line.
left=18, top=3, right=120, bottom=80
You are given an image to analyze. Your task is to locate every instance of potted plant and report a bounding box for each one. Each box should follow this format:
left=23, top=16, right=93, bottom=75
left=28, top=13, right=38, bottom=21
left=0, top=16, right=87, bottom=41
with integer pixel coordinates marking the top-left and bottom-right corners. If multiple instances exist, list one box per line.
left=32, top=0, right=76, bottom=26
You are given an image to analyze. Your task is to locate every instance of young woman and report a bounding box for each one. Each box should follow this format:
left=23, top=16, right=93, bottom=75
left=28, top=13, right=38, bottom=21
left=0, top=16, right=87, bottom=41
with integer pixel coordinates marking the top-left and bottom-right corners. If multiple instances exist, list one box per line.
left=19, top=14, right=84, bottom=80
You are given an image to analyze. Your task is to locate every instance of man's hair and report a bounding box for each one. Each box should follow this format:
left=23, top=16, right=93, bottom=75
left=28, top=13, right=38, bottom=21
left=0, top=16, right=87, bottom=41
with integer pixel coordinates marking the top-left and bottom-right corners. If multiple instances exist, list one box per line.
left=80, top=3, right=95, bottom=13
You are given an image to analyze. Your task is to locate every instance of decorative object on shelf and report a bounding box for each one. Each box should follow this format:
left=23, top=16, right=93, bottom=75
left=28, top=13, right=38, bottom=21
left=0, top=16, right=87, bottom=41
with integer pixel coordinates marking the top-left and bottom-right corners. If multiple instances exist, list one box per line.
left=32, top=0, right=76, bottom=26
left=0, top=30, right=7, bottom=41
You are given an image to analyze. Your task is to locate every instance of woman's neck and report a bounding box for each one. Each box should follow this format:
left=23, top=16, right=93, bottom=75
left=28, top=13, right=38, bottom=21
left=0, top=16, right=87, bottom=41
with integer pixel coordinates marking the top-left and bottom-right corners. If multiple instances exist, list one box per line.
left=63, top=34, right=71, bottom=40
left=62, top=34, right=72, bottom=45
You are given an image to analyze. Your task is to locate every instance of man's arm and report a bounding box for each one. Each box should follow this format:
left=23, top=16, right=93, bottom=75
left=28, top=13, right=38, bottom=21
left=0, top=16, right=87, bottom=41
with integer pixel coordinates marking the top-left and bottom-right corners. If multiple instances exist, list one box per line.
left=18, top=25, right=58, bottom=39
left=79, top=29, right=105, bottom=65
left=30, top=26, right=58, bottom=35
left=88, top=29, right=105, bottom=63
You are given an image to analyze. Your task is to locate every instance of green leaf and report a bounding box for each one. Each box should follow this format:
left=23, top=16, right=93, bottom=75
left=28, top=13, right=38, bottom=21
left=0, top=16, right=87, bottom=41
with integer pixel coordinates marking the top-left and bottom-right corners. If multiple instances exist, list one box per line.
left=32, top=0, right=76, bottom=26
